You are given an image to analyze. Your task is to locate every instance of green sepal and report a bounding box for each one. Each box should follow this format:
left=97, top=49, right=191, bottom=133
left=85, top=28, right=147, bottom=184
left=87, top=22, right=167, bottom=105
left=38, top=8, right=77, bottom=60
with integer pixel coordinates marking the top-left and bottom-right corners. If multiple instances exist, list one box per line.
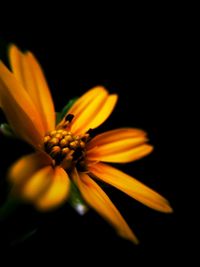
left=68, top=182, right=88, bottom=215
left=0, top=195, right=21, bottom=221
left=0, top=123, right=16, bottom=138
left=56, top=97, right=78, bottom=124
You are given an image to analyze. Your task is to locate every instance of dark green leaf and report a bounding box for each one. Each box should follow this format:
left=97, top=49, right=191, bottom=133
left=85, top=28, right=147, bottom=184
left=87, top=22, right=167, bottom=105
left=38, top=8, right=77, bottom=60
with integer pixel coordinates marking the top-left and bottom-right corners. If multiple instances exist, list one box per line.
left=0, top=123, right=16, bottom=138
left=56, top=97, right=78, bottom=124
left=0, top=196, right=21, bottom=221
left=68, top=182, right=88, bottom=215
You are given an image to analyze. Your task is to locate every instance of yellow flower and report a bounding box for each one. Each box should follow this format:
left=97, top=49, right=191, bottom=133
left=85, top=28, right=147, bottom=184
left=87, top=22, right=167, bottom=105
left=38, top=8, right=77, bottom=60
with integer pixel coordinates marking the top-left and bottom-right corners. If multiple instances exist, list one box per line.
left=0, top=45, right=172, bottom=244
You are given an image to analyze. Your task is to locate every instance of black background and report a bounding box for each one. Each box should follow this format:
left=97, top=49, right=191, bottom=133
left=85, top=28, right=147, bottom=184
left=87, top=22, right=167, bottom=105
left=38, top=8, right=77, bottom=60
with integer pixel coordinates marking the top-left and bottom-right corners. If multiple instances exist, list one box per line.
left=0, top=8, right=187, bottom=265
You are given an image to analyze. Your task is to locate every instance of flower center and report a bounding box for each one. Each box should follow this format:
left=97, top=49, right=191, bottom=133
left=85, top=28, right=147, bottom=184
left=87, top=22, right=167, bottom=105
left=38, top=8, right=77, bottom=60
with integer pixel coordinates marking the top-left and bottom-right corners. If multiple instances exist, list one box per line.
left=43, top=129, right=89, bottom=170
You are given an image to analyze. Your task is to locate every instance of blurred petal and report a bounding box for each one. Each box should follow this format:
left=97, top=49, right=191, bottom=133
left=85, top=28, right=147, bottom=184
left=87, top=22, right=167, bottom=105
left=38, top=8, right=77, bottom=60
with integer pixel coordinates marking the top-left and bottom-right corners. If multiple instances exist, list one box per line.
left=73, top=171, right=139, bottom=244
left=8, top=45, right=24, bottom=87
left=90, top=163, right=173, bottom=213
left=21, top=165, right=53, bottom=201
left=68, top=86, right=117, bottom=134
left=8, top=152, right=52, bottom=185
left=9, top=45, right=55, bottom=132
left=36, top=167, right=70, bottom=210
left=87, top=143, right=153, bottom=163
left=0, top=61, right=45, bottom=147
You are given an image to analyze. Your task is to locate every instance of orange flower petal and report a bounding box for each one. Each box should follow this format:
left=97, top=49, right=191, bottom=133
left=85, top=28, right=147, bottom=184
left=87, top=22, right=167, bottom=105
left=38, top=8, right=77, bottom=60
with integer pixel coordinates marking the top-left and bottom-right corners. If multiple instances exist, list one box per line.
left=67, top=86, right=107, bottom=117
left=86, top=94, right=117, bottom=131
left=21, top=165, right=53, bottom=201
left=86, top=128, right=152, bottom=163
left=86, top=128, right=148, bottom=161
left=87, top=141, right=153, bottom=163
left=87, top=128, right=147, bottom=150
left=68, top=86, right=118, bottom=134
left=8, top=152, right=52, bottom=185
left=9, top=45, right=55, bottom=132
left=0, top=61, right=45, bottom=147
left=36, top=167, right=70, bottom=211
left=89, top=163, right=173, bottom=213
left=73, top=170, right=139, bottom=244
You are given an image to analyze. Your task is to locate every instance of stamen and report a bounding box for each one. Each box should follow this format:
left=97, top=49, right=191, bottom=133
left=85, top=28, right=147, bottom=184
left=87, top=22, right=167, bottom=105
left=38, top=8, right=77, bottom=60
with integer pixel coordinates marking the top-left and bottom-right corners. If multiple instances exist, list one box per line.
left=44, top=135, right=51, bottom=143
left=80, top=141, right=85, bottom=148
left=61, top=147, right=70, bottom=156
left=54, top=133, right=63, bottom=139
left=43, top=128, right=90, bottom=169
left=64, top=135, right=73, bottom=142
left=60, top=138, right=68, bottom=147
left=47, top=137, right=59, bottom=149
left=50, top=146, right=61, bottom=158
left=69, top=140, right=79, bottom=149
left=49, top=130, right=57, bottom=136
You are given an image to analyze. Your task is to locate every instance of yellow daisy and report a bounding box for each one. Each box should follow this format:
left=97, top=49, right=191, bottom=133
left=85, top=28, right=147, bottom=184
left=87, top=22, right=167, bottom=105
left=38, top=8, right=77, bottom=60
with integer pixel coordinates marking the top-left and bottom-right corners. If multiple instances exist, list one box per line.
left=0, top=45, right=172, bottom=244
